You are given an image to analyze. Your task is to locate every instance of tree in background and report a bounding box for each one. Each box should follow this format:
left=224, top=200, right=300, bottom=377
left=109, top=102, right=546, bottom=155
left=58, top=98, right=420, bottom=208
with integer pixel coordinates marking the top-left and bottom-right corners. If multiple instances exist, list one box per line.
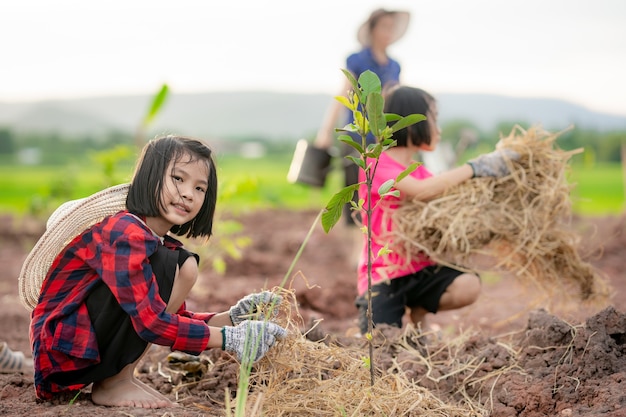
left=0, top=128, right=15, bottom=155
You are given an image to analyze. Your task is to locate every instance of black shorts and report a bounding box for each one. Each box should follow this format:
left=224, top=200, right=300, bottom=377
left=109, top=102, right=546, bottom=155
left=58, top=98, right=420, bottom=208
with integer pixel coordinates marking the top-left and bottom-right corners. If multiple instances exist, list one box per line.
left=355, top=265, right=467, bottom=334
left=47, top=246, right=197, bottom=387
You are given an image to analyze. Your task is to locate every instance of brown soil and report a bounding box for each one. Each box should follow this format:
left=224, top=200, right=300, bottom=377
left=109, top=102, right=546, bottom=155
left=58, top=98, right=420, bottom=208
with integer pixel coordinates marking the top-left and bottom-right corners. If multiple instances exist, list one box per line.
left=1, top=209, right=625, bottom=416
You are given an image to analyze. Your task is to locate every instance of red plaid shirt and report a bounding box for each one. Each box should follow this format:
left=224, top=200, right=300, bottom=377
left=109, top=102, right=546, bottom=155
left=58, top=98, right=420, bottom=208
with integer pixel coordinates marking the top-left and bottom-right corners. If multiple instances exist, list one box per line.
left=30, top=211, right=215, bottom=399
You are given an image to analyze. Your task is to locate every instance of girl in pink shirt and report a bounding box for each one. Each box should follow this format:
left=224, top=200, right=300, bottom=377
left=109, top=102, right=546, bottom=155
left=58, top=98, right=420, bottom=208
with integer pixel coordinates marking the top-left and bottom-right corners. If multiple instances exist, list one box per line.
left=356, top=86, right=516, bottom=334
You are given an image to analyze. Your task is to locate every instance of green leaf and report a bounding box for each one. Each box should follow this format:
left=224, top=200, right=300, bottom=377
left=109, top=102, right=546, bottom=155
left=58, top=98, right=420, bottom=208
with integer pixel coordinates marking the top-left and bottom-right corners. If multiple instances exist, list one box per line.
left=143, top=84, right=169, bottom=126
left=335, top=95, right=354, bottom=110
left=358, top=70, right=382, bottom=97
left=390, top=114, right=427, bottom=134
left=364, top=142, right=383, bottom=159
left=385, top=113, right=402, bottom=122
left=396, top=162, right=420, bottom=182
left=341, top=69, right=359, bottom=92
left=361, top=356, right=371, bottom=369
left=381, top=138, right=396, bottom=147
left=339, top=136, right=364, bottom=154
left=346, top=155, right=365, bottom=170
left=337, top=124, right=359, bottom=133
left=352, top=90, right=360, bottom=108
left=377, top=128, right=393, bottom=144
left=377, top=245, right=393, bottom=256
left=378, top=179, right=395, bottom=195
left=321, top=184, right=360, bottom=233
left=366, top=92, right=386, bottom=138
left=354, top=112, right=369, bottom=135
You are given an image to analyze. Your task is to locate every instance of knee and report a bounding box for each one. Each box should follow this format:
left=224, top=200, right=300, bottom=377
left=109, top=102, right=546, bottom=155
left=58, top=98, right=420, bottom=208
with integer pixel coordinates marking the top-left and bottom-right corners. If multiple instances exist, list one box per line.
left=442, top=273, right=481, bottom=309
left=455, top=273, right=481, bottom=306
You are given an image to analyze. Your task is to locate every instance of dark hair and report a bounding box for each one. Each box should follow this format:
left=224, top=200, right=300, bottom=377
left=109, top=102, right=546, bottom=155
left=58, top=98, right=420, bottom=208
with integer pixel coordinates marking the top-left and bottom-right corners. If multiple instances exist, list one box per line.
left=127, top=135, right=218, bottom=239
left=384, top=86, right=435, bottom=148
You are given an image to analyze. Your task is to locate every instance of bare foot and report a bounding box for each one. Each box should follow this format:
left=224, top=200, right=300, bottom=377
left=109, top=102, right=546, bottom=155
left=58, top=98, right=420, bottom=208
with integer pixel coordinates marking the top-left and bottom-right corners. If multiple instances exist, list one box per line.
left=91, top=375, right=177, bottom=408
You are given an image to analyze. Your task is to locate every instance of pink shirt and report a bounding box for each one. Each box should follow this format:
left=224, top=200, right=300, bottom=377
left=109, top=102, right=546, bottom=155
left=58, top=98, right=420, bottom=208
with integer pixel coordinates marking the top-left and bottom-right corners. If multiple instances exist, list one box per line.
left=357, top=152, right=436, bottom=295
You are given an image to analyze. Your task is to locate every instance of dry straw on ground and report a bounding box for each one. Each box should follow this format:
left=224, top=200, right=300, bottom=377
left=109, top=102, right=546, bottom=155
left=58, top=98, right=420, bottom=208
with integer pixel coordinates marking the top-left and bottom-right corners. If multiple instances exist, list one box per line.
left=243, top=288, right=486, bottom=416
left=162, top=291, right=526, bottom=416
left=387, top=125, right=609, bottom=302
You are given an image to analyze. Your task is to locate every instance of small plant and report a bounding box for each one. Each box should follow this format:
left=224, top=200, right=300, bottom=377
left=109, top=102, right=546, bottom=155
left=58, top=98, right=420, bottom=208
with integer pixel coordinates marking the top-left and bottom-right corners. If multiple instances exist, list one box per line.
left=228, top=71, right=424, bottom=414
left=89, top=145, right=135, bottom=186
left=135, top=83, right=169, bottom=147
left=321, top=69, right=425, bottom=385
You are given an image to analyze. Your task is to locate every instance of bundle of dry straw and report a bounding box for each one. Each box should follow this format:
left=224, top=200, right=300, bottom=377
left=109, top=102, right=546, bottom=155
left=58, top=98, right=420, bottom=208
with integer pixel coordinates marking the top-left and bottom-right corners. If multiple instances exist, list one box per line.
left=388, top=125, right=608, bottom=301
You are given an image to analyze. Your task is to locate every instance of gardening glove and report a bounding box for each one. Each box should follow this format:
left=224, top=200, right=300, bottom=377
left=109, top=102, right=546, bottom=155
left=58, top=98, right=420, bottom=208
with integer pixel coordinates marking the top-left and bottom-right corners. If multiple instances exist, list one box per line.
left=221, top=320, right=287, bottom=363
left=229, top=291, right=282, bottom=325
left=467, top=148, right=520, bottom=178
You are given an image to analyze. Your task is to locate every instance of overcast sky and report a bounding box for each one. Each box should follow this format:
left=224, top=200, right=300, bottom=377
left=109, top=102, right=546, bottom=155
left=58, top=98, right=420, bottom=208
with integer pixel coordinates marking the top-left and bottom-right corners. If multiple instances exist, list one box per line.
left=2, top=0, right=625, bottom=116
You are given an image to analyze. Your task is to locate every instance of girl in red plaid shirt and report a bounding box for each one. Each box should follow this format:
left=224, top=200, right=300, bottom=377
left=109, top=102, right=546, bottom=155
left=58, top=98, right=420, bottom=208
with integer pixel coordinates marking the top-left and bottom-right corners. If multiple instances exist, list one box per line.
left=30, top=135, right=286, bottom=408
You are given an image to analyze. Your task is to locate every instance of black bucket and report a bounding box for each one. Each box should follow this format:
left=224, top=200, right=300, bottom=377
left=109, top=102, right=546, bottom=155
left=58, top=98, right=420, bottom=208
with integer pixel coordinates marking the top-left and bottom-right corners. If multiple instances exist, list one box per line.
left=287, top=139, right=332, bottom=187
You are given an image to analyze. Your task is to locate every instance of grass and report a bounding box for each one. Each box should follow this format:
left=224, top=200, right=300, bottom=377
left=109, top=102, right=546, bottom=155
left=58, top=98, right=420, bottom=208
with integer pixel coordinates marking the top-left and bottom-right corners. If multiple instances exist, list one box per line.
left=569, top=163, right=625, bottom=215
left=0, top=164, right=120, bottom=214
left=0, top=154, right=344, bottom=217
left=214, top=153, right=342, bottom=212
left=0, top=157, right=623, bottom=217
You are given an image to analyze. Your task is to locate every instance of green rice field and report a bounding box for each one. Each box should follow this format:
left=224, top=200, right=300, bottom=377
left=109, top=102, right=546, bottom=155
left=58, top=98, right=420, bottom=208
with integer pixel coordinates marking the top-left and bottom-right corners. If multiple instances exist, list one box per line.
left=0, top=156, right=623, bottom=217
left=569, top=163, right=624, bottom=215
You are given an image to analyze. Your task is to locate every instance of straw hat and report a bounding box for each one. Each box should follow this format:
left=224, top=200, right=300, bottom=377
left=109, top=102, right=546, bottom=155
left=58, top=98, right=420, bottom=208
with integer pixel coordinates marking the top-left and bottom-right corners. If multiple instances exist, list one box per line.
left=357, top=8, right=410, bottom=47
left=18, top=183, right=130, bottom=311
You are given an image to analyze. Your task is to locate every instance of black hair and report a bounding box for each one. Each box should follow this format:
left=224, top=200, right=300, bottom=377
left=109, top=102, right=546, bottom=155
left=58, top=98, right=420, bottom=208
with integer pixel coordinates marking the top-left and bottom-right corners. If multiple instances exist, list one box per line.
left=126, top=135, right=217, bottom=239
left=383, top=86, right=436, bottom=148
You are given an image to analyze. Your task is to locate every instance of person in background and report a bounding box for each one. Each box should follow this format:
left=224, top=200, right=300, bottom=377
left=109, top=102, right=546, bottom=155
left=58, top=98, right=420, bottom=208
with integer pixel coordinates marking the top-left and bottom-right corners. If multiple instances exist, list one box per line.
left=355, top=85, right=518, bottom=335
left=314, top=8, right=411, bottom=264
left=26, top=135, right=286, bottom=408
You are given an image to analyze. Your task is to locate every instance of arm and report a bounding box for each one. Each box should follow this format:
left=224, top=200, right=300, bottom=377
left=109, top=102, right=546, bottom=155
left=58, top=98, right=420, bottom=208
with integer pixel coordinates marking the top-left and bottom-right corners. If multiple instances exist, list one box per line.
left=394, top=164, right=474, bottom=202
left=206, top=325, right=224, bottom=349
left=314, top=78, right=352, bottom=149
left=207, top=311, right=234, bottom=327
left=394, top=148, right=519, bottom=201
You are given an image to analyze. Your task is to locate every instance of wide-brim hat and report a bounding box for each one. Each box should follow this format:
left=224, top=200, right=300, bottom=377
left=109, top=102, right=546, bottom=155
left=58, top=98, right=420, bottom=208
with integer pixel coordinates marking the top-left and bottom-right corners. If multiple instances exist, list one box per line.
left=18, top=183, right=130, bottom=311
left=357, top=8, right=410, bottom=47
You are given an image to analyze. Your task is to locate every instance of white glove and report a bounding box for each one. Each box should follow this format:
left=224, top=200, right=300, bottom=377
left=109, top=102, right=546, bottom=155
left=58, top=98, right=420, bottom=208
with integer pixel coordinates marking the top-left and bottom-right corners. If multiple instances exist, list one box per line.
left=221, top=320, right=287, bottom=363
left=467, top=148, right=519, bottom=178
left=229, top=291, right=282, bottom=325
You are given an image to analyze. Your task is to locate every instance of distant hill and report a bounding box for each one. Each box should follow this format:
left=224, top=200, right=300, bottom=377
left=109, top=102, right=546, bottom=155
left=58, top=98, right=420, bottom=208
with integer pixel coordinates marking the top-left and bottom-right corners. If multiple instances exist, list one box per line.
left=435, top=93, right=626, bottom=133
left=1, top=91, right=625, bottom=140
